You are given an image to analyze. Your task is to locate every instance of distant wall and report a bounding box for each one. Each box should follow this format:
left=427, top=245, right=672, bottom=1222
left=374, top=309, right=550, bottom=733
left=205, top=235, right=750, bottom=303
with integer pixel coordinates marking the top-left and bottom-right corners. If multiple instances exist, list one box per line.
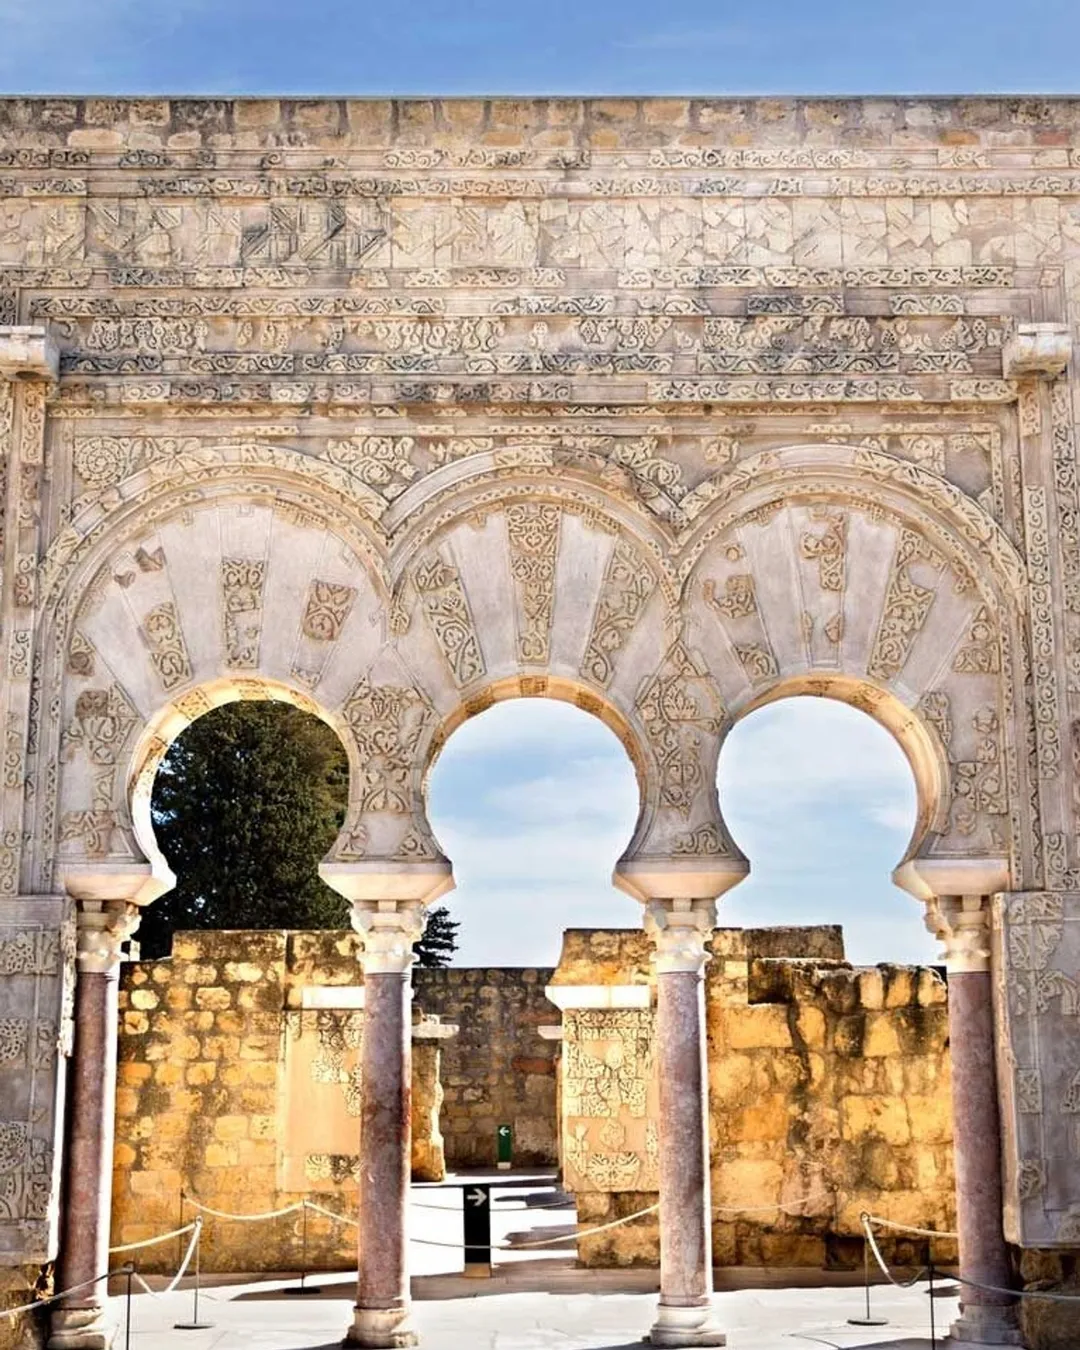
left=414, top=966, right=558, bottom=1170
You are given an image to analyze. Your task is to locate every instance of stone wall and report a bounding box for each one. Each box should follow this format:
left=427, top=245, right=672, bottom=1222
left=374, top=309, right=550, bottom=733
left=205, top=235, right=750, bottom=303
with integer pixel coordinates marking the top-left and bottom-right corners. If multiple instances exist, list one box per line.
left=109, top=930, right=556, bottom=1273
left=414, top=966, right=558, bottom=1169
left=555, top=927, right=958, bottom=1271
left=111, top=930, right=448, bottom=1274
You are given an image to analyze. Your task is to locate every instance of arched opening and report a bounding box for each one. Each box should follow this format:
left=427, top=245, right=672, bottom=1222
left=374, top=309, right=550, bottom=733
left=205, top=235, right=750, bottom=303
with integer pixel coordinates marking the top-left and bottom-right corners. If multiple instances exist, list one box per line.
left=137, top=698, right=352, bottom=959
left=717, top=693, right=931, bottom=963
left=426, top=696, right=641, bottom=968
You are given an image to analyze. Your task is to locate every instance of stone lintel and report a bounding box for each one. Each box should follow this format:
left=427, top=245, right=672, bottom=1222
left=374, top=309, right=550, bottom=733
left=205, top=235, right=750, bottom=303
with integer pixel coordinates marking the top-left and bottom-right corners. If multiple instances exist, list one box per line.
left=544, top=983, right=650, bottom=1011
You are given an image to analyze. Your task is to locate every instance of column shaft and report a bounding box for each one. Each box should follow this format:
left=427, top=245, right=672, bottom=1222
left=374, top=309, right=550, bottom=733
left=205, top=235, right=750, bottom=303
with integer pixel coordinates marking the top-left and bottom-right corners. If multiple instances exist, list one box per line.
left=49, top=968, right=120, bottom=1349
left=948, top=967, right=1022, bottom=1346
left=349, top=970, right=416, bottom=1348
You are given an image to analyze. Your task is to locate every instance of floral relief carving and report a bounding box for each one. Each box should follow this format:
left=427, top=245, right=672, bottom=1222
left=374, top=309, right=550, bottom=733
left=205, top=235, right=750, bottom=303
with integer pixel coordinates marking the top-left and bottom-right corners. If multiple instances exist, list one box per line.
left=140, top=601, right=192, bottom=692
left=220, top=558, right=266, bottom=668
left=952, top=606, right=1001, bottom=674
left=636, top=642, right=723, bottom=815
left=951, top=706, right=1008, bottom=838
left=581, top=538, right=656, bottom=687
left=918, top=690, right=953, bottom=750
left=733, top=642, right=779, bottom=683
left=413, top=555, right=485, bottom=685
left=505, top=503, right=560, bottom=665
left=341, top=677, right=433, bottom=817
left=703, top=574, right=757, bottom=620
left=300, top=579, right=356, bottom=643
left=799, top=508, right=847, bottom=592
left=867, top=530, right=939, bottom=683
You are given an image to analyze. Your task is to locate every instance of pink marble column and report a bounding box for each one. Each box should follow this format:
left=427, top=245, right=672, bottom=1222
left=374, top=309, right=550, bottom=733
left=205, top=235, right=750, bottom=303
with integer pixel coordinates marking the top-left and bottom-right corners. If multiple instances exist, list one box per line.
left=50, top=901, right=140, bottom=1350
left=646, top=900, right=726, bottom=1348
left=934, top=894, right=1023, bottom=1347
left=346, top=901, right=426, bottom=1349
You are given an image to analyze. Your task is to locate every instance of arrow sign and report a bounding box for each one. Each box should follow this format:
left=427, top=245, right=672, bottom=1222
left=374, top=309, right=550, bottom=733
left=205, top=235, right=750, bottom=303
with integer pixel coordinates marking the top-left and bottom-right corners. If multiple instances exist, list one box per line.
left=463, top=1182, right=492, bottom=1278
left=497, top=1125, right=510, bottom=1137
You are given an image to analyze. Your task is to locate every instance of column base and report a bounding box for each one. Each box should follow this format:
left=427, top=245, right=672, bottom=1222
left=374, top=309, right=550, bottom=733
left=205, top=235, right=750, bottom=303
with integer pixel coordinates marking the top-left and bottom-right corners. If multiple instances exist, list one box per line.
left=949, top=1303, right=1025, bottom=1346
left=646, top=1303, right=727, bottom=1347
left=343, top=1306, right=419, bottom=1348
left=48, top=1307, right=116, bottom=1350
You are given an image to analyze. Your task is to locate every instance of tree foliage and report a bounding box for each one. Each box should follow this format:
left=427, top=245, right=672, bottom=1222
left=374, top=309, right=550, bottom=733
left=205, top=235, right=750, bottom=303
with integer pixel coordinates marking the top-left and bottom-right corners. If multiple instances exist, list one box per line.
left=141, top=700, right=461, bottom=967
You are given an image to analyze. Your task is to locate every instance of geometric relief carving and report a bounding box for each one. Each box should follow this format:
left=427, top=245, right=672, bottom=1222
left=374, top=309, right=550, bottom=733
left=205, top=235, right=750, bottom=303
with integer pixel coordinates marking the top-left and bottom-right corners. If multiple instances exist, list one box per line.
left=300, top=580, right=356, bottom=643
left=140, top=601, right=192, bottom=692
left=220, top=558, right=266, bottom=668
left=0, top=928, right=61, bottom=976
left=867, top=530, right=938, bottom=682
left=0, top=1125, right=51, bottom=1221
left=414, top=555, right=485, bottom=686
left=506, top=504, right=560, bottom=666
left=581, top=538, right=656, bottom=687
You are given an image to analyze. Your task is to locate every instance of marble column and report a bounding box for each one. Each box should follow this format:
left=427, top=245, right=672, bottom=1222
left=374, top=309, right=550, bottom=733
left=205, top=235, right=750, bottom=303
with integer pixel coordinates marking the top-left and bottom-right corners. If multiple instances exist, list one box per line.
left=645, top=899, right=726, bottom=1348
left=49, top=901, right=140, bottom=1350
left=932, top=894, right=1023, bottom=1348
left=346, top=900, right=427, bottom=1349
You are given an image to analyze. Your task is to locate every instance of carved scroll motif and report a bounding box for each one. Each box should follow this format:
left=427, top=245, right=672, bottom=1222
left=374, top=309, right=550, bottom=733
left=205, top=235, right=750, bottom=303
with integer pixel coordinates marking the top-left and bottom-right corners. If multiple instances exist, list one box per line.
left=140, top=602, right=192, bottom=692
left=506, top=503, right=560, bottom=665
left=220, top=558, right=266, bottom=668
left=952, top=606, right=1000, bottom=674
left=703, top=574, right=757, bottom=620
left=301, top=580, right=356, bottom=643
left=581, top=538, right=656, bottom=687
left=868, top=530, right=939, bottom=682
left=414, top=555, right=485, bottom=686
left=341, top=677, right=433, bottom=816
left=799, top=509, right=847, bottom=592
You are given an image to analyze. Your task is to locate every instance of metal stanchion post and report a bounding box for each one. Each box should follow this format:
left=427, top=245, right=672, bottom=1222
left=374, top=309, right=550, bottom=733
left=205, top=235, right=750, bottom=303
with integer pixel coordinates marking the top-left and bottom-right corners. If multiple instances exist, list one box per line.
left=928, top=1263, right=936, bottom=1348
left=174, top=1219, right=212, bottom=1331
left=125, top=1264, right=133, bottom=1350
left=848, top=1233, right=887, bottom=1327
left=284, top=1201, right=322, bottom=1296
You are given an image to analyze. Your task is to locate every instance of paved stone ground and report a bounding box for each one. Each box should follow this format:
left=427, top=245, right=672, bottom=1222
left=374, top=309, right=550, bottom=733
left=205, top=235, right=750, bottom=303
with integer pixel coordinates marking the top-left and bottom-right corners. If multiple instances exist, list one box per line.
left=109, top=1185, right=956, bottom=1348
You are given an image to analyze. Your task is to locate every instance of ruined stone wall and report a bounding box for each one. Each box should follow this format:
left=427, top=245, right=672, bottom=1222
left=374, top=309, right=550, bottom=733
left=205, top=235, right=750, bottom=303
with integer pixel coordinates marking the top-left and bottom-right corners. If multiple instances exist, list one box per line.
left=414, top=966, right=558, bottom=1170
left=556, top=927, right=957, bottom=1271
left=110, top=930, right=447, bottom=1274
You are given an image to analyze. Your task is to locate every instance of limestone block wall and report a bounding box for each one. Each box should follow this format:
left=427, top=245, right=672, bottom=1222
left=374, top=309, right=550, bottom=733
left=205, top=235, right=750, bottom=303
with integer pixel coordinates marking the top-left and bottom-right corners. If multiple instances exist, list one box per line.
left=110, top=930, right=447, bottom=1274
left=556, top=927, right=957, bottom=1270
left=414, top=967, right=558, bottom=1169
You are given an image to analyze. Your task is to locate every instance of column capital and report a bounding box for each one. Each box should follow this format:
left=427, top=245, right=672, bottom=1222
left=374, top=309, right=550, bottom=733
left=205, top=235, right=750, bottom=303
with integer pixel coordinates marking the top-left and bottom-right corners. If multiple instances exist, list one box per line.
left=351, top=899, right=427, bottom=976
left=75, top=900, right=140, bottom=976
left=927, top=894, right=993, bottom=974
left=0, top=325, right=59, bottom=381
left=644, top=898, right=717, bottom=975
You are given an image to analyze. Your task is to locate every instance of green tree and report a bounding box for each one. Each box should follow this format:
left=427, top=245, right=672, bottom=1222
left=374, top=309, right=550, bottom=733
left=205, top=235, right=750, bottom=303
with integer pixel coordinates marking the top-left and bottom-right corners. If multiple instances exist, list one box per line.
left=141, top=701, right=350, bottom=958
left=141, top=700, right=462, bottom=968
left=414, top=906, right=460, bottom=968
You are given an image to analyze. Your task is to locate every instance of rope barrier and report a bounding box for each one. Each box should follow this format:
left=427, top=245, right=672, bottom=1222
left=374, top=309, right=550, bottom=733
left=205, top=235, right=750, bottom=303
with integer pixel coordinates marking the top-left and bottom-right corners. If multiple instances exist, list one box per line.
left=863, top=1213, right=959, bottom=1241
left=129, top=1221, right=203, bottom=1299
left=181, top=1195, right=306, bottom=1223
left=0, top=1268, right=130, bottom=1324
left=109, top=1220, right=200, bottom=1254
left=859, top=1214, right=930, bottom=1290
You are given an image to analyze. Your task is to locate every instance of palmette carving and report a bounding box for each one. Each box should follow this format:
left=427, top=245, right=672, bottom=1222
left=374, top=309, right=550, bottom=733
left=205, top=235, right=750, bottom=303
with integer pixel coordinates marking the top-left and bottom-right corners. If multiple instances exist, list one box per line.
left=221, top=558, right=266, bottom=667
left=867, top=530, right=939, bottom=682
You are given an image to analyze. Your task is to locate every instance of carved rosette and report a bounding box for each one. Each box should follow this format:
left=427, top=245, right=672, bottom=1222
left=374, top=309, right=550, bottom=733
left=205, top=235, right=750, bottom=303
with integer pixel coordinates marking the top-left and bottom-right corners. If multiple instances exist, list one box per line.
left=75, top=900, right=141, bottom=975
left=643, top=899, right=717, bottom=975
left=350, top=899, right=427, bottom=975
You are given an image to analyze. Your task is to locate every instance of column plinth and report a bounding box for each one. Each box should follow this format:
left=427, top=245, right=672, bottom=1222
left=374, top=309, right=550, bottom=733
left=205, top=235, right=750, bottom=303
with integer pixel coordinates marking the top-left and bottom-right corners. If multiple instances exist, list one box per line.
left=645, top=900, right=725, bottom=1348
left=932, top=895, right=1024, bottom=1349
left=345, top=900, right=426, bottom=1349
left=49, top=901, right=140, bottom=1350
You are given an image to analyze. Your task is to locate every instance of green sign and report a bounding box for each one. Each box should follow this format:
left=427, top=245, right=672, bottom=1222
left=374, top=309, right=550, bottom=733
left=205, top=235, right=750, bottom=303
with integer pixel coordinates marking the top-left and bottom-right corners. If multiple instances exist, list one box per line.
left=496, top=1122, right=512, bottom=1167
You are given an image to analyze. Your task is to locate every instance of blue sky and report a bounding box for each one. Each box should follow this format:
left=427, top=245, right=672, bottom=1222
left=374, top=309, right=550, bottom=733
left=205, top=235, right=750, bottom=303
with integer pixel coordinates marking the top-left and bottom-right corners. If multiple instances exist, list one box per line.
left=4, top=2, right=1030, bottom=971
left=428, top=697, right=933, bottom=969
left=1, top=0, right=1079, bottom=94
